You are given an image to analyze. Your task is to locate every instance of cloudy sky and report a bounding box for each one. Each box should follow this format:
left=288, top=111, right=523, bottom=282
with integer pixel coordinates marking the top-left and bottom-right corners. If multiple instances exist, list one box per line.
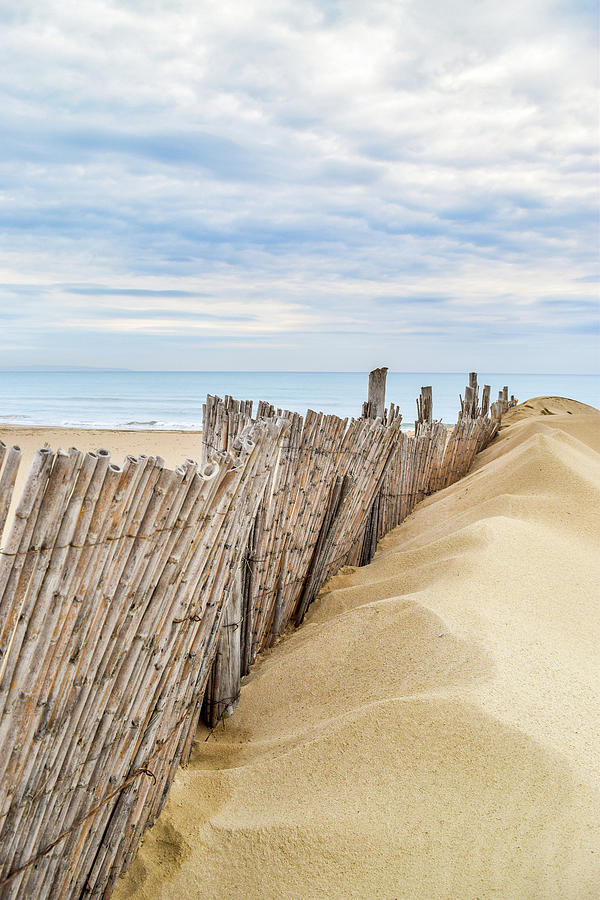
left=0, top=0, right=598, bottom=372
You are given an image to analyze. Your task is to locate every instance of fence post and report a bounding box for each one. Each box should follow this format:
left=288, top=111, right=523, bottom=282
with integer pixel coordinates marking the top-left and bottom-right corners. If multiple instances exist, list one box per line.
left=416, top=386, right=432, bottom=431
left=358, top=367, right=389, bottom=564
left=368, top=366, right=387, bottom=419
left=202, top=564, right=244, bottom=728
left=481, top=385, right=491, bottom=417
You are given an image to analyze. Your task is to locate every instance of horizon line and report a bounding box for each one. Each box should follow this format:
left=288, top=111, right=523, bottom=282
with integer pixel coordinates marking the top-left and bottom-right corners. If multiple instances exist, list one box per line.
left=0, top=368, right=598, bottom=377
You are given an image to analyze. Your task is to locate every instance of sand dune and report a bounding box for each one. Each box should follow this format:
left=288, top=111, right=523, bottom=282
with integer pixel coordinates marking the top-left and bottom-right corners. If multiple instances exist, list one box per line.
left=112, top=398, right=600, bottom=900
left=4, top=400, right=599, bottom=899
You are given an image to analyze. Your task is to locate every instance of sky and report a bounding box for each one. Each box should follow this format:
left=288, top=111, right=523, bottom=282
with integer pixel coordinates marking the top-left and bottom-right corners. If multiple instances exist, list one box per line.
left=0, top=0, right=598, bottom=372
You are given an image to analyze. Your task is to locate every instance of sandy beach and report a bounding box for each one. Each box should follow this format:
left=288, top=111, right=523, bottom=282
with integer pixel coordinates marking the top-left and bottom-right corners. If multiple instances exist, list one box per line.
left=2, top=398, right=599, bottom=899
left=0, top=426, right=205, bottom=531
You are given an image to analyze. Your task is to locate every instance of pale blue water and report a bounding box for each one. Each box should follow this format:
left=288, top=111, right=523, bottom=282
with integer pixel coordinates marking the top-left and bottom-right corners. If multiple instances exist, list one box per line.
left=0, top=371, right=598, bottom=430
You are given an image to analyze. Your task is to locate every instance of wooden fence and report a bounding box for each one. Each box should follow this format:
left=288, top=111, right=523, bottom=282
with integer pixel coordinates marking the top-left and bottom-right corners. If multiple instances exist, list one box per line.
left=0, top=371, right=513, bottom=898
left=201, top=372, right=507, bottom=725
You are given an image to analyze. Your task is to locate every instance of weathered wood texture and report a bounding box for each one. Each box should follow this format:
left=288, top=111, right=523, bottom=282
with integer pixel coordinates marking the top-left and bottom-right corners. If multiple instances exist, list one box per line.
left=201, top=394, right=405, bottom=686
left=0, top=371, right=510, bottom=899
left=0, top=444, right=22, bottom=544
left=202, top=372, right=508, bottom=726
left=361, top=366, right=388, bottom=419
left=0, top=419, right=287, bottom=899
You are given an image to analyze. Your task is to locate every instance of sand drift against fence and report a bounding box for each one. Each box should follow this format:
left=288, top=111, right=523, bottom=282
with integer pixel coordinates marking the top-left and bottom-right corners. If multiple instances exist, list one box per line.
left=0, top=372, right=513, bottom=899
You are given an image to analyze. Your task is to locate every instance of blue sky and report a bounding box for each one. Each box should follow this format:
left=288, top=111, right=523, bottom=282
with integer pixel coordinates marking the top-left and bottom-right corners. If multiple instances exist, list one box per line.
left=0, top=0, right=598, bottom=372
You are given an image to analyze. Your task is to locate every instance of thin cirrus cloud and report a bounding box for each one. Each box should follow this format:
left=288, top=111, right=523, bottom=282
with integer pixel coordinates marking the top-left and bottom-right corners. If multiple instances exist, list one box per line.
left=0, top=0, right=597, bottom=371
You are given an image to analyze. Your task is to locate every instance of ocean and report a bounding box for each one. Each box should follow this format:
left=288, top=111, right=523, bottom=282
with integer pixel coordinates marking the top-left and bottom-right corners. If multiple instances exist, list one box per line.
left=0, top=370, right=598, bottom=430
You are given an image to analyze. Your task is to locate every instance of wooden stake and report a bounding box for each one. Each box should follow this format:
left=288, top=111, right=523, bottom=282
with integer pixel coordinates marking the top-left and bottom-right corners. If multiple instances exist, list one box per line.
left=364, top=367, right=388, bottom=419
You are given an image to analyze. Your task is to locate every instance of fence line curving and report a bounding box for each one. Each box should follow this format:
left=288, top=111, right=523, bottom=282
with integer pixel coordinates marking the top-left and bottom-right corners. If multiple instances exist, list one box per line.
left=0, top=371, right=514, bottom=898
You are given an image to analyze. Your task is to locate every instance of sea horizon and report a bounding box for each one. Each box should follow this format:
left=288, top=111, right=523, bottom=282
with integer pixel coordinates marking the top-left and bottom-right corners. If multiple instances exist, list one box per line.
left=1, top=366, right=598, bottom=375
left=0, top=369, right=598, bottom=431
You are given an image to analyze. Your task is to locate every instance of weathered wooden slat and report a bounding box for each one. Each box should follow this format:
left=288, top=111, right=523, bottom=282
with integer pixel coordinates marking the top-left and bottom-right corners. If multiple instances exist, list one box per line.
left=0, top=446, right=22, bottom=548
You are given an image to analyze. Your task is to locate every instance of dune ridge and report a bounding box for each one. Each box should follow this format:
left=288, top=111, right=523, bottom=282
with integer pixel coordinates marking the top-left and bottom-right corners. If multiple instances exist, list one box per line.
left=104, top=398, right=600, bottom=897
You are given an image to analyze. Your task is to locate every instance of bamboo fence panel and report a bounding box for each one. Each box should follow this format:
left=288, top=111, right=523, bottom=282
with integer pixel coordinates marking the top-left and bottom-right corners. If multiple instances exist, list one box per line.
left=302, top=416, right=404, bottom=607
left=74, top=419, right=286, bottom=898
left=202, top=372, right=510, bottom=706
left=202, top=407, right=351, bottom=718
left=0, top=418, right=287, bottom=899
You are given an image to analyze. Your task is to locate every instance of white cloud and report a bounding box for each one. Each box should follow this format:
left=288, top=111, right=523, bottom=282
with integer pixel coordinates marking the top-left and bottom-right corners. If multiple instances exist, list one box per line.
left=0, top=0, right=597, bottom=371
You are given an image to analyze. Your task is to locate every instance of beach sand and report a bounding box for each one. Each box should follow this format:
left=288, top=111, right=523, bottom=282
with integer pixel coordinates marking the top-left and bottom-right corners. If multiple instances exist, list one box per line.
left=0, top=425, right=205, bottom=532
left=3, top=398, right=599, bottom=898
